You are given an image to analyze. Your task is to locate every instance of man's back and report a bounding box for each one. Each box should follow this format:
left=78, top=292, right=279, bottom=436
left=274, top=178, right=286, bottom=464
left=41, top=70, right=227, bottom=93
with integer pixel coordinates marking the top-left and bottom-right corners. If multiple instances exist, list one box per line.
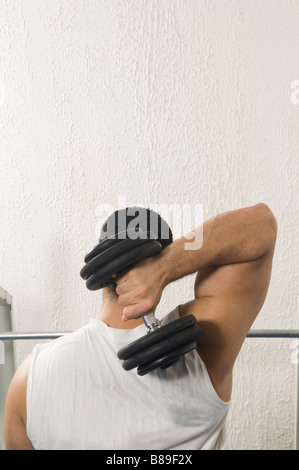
left=26, top=307, right=229, bottom=450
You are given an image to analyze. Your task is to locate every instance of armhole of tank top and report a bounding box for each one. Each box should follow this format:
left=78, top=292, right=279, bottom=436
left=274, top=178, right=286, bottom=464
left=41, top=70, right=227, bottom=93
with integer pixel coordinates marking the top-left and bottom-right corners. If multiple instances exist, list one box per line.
left=173, top=304, right=230, bottom=407
left=193, top=351, right=230, bottom=406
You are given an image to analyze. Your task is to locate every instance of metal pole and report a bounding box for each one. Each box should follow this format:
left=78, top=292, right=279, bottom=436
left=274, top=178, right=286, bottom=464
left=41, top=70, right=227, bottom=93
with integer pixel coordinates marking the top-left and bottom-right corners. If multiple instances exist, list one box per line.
left=0, top=332, right=70, bottom=340
left=2, top=329, right=299, bottom=341
left=246, top=330, right=299, bottom=338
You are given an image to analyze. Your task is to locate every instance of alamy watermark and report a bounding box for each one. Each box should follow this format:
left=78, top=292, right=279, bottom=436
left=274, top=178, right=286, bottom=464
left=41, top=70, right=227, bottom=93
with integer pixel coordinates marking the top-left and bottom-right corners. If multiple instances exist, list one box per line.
left=0, top=80, right=5, bottom=107
left=290, top=80, right=299, bottom=105
left=94, top=196, right=204, bottom=251
left=290, top=296, right=299, bottom=365
left=290, top=340, right=299, bottom=365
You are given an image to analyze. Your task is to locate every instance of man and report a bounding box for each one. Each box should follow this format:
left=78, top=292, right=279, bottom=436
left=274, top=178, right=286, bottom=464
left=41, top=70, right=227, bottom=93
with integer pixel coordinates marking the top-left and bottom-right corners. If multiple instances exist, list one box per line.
left=4, top=203, right=277, bottom=450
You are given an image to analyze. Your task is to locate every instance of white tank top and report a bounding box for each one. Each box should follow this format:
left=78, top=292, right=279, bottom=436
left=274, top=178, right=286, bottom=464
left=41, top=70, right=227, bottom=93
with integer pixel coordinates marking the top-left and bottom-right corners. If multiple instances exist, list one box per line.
left=26, top=306, right=230, bottom=450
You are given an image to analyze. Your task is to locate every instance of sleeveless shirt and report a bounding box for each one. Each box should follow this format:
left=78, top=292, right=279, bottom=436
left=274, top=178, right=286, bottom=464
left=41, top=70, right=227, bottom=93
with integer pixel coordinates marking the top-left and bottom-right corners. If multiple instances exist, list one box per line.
left=26, top=306, right=230, bottom=449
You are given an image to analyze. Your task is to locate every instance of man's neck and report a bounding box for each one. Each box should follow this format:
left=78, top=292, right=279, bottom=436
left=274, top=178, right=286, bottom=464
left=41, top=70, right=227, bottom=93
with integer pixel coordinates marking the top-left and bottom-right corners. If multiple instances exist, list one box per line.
left=98, top=293, right=144, bottom=329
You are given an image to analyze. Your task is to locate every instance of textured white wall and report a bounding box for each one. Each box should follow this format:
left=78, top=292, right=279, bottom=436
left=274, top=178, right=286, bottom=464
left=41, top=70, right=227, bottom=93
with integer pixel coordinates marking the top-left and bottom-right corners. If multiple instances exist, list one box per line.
left=0, top=0, right=299, bottom=450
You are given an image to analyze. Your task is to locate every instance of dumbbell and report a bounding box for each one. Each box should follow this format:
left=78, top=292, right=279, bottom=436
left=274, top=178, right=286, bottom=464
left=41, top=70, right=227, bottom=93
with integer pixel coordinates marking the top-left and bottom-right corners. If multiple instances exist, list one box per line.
left=80, top=229, right=201, bottom=375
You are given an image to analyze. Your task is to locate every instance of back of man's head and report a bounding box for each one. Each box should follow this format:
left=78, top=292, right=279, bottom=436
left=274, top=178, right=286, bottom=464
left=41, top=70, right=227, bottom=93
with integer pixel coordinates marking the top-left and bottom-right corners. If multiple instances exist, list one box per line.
left=99, top=206, right=173, bottom=299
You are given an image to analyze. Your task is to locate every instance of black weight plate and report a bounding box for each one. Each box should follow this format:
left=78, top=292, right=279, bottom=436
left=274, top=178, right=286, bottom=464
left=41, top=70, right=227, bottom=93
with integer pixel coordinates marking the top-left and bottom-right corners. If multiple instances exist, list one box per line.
left=121, top=324, right=201, bottom=371
left=84, top=228, right=156, bottom=264
left=81, top=237, right=153, bottom=280
left=85, top=240, right=162, bottom=291
left=137, top=341, right=198, bottom=376
left=84, top=237, right=120, bottom=264
left=117, top=314, right=197, bottom=360
left=121, top=325, right=200, bottom=371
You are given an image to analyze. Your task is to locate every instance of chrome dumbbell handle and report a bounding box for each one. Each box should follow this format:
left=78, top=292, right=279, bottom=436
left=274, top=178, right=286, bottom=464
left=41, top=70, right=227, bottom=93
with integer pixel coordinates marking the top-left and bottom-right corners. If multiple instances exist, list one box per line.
left=142, top=313, right=161, bottom=332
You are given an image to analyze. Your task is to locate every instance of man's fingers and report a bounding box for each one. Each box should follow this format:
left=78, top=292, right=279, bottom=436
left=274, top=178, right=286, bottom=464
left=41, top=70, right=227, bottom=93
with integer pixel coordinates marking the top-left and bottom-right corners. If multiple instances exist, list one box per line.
left=115, top=276, right=126, bottom=286
left=123, top=304, right=144, bottom=319
left=117, top=292, right=133, bottom=307
left=115, top=282, right=129, bottom=295
left=122, top=298, right=154, bottom=320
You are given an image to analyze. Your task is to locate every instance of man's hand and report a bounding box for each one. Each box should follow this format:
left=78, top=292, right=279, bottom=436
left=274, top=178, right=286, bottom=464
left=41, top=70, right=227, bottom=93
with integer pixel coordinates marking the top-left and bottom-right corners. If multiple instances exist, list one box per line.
left=115, top=255, right=169, bottom=322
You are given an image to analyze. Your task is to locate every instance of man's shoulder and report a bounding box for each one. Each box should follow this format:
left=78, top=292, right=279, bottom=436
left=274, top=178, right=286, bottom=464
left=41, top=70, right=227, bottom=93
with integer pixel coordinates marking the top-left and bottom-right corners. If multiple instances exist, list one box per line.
left=8, top=353, right=32, bottom=411
left=30, top=323, right=94, bottom=371
left=4, top=353, right=33, bottom=448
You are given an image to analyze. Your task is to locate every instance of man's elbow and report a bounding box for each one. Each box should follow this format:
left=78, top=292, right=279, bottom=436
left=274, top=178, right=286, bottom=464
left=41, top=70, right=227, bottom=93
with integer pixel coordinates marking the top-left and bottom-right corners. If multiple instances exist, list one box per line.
left=253, top=203, right=278, bottom=253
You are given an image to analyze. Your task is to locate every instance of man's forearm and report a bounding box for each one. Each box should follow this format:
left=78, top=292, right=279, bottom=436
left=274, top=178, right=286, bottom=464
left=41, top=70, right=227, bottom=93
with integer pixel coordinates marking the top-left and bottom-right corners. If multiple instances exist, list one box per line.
left=159, top=203, right=277, bottom=286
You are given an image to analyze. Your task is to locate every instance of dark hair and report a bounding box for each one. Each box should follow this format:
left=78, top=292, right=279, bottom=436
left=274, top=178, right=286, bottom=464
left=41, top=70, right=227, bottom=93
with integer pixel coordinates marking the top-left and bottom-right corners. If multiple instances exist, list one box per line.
left=99, top=206, right=173, bottom=298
